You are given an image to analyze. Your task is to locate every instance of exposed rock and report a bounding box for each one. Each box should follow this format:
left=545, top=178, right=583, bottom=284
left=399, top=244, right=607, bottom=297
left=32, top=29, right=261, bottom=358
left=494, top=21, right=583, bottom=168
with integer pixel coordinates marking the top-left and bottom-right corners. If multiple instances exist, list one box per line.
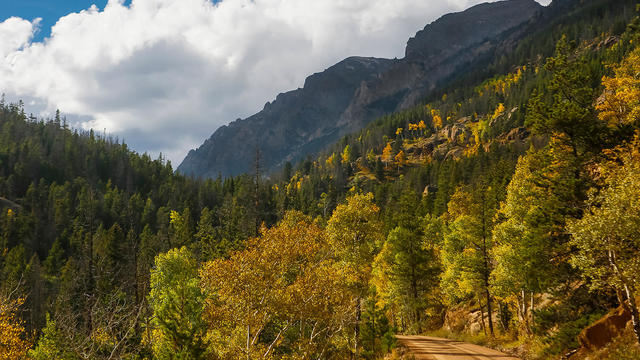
left=422, top=185, right=438, bottom=197
left=444, top=306, right=468, bottom=333
left=433, top=143, right=451, bottom=160
left=178, top=0, right=542, bottom=178
left=443, top=304, right=490, bottom=335
left=489, top=106, right=518, bottom=128
left=178, top=57, right=394, bottom=177
left=445, top=147, right=464, bottom=161
left=467, top=310, right=485, bottom=334
left=503, top=126, right=530, bottom=142
left=603, top=36, right=619, bottom=47
left=340, top=0, right=541, bottom=134
left=408, top=134, right=446, bottom=156
left=449, top=124, right=472, bottom=144
left=578, top=306, right=631, bottom=351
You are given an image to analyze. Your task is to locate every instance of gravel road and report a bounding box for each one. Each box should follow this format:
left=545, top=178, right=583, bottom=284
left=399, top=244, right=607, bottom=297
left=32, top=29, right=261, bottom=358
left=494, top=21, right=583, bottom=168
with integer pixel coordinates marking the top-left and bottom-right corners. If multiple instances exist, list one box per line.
left=396, top=335, right=520, bottom=360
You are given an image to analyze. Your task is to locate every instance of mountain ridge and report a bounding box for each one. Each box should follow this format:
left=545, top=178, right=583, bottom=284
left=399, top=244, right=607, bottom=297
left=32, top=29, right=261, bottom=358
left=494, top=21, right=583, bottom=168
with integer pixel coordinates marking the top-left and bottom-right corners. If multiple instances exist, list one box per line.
left=178, top=0, right=543, bottom=178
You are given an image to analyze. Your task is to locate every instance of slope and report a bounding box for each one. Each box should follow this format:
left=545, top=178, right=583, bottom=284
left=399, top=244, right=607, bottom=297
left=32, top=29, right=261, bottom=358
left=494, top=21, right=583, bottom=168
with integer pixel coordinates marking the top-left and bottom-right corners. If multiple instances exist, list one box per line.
left=178, top=0, right=542, bottom=178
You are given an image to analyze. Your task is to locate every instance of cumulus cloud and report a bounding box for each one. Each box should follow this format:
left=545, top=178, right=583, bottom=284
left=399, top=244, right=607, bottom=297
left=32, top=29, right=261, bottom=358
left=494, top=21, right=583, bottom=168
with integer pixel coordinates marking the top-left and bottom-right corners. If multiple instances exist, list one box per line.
left=0, top=0, right=546, bottom=164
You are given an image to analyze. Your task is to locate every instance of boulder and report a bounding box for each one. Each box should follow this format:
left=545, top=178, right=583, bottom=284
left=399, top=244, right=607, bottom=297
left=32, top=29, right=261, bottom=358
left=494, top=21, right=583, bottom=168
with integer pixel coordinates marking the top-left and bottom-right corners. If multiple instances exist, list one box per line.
left=578, top=306, right=631, bottom=351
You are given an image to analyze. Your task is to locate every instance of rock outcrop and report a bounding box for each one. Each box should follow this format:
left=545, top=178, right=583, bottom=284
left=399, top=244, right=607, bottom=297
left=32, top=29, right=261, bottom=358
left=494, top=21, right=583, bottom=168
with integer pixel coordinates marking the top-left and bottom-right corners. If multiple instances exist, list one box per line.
left=178, top=57, right=394, bottom=178
left=178, top=0, right=542, bottom=178
left=578, top=306, right=631, bottom=351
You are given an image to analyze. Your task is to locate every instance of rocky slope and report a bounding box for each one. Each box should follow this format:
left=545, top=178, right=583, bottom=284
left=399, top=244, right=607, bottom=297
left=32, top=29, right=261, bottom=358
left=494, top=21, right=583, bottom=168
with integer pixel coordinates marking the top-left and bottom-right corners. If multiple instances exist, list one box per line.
left=178, top=57, right=394, bottom=178
left=178, top=0, right=542, bottom=178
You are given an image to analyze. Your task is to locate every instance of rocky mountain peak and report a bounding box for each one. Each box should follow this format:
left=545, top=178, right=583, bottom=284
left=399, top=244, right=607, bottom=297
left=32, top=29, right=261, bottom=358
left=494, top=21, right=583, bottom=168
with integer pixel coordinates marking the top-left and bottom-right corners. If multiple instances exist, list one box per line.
left=405, top=0, right=541, bottom=60
left=178, top=0, right=542, bottom=178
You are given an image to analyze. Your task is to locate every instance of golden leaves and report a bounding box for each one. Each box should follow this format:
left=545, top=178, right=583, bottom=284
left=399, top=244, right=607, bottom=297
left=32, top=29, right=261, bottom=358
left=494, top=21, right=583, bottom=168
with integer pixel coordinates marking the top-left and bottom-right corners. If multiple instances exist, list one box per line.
left=0, top=297, right=31, bottom=360
left=597, top=48, right=640, bottom=127
left=382, top=142, right=394, bottom=165
left=200, top=211, right=352, bottom=359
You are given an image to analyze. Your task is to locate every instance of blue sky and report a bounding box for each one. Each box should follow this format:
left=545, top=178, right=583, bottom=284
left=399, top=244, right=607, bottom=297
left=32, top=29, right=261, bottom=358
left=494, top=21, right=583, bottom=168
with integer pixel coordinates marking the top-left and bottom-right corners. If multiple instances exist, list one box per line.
left=0, top=0, right=130, bottom=42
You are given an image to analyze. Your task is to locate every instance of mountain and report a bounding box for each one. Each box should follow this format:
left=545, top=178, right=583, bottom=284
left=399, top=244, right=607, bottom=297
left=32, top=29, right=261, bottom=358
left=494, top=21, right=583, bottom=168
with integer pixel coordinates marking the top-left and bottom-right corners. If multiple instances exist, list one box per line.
left=178, top=56, right=394, bottom=178
left=178, top=0, right=542, bottom=178
left=4, top=0, right=640, bottom=357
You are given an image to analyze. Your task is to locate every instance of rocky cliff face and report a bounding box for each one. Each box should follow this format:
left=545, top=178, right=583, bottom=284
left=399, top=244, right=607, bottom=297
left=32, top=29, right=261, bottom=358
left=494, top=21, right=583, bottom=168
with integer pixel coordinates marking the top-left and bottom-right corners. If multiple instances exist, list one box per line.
left=178, top=57, right=395, bottom=178
left=339, top=0, right=542, bottom=133
left=178, top=0, right=542, bottom=178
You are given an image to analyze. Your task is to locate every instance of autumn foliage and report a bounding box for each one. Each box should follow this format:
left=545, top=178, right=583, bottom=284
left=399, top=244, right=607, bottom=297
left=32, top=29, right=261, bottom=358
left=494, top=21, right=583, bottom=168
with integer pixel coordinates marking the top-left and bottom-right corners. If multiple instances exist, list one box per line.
left=0, top=297, right=31, bottom=360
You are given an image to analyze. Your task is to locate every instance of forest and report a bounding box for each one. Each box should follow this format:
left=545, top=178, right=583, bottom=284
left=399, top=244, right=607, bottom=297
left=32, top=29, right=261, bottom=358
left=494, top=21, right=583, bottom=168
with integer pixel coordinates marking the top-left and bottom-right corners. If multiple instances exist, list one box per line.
left=2, top=0, right=640, bottom=359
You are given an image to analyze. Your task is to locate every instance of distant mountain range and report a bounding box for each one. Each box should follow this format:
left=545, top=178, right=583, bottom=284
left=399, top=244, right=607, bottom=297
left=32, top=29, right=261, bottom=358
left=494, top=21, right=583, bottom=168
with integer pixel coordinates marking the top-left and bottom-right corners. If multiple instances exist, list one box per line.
left=177, top=0, right=543, bottom=178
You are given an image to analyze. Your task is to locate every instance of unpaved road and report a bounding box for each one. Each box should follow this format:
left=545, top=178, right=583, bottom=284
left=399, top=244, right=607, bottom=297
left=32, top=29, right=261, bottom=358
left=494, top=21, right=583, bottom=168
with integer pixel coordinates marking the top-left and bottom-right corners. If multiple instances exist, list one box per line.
left=396, top=335, right=520, bottom=360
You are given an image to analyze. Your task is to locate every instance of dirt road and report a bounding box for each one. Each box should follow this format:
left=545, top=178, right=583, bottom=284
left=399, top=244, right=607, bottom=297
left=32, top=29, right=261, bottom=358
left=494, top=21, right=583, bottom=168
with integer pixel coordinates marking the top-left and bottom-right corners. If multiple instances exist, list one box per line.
left=396, top=335, right=520, bottom=360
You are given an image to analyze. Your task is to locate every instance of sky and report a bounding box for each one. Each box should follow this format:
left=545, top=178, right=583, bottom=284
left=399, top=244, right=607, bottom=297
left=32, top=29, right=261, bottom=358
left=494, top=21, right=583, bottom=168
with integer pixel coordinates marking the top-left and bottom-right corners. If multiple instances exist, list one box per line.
left=0, top=0, right=552, bottom=165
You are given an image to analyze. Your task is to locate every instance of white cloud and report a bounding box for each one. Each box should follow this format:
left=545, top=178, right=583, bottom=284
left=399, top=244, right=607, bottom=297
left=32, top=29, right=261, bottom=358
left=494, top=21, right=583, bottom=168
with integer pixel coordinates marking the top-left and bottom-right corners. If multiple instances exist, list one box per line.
left=0, top=17, right=39, bottom=58
left=0, top=0, right=545, bottom=164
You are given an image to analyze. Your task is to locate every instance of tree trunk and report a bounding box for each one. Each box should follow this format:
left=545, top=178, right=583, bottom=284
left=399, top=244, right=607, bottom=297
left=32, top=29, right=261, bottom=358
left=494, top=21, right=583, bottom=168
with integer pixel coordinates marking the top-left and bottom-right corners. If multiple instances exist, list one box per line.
left=609, top=249, right=640, bottom=344
left=530, top=291, right=535, bottom=328
left=355, top=298, right=361, bottom=359
left=485, top=287, right=494, bottom=336
left=247, top=324, right=251, bottom=360
left=521, top=288, right=531, bottom=334
left=623, top=283, right=640, bottom=344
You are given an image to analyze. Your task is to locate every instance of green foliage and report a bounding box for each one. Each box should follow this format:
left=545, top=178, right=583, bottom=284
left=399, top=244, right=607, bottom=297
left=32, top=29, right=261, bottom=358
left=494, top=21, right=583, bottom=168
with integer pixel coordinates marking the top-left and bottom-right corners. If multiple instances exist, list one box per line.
left=327, top=193, right=383, bottom=292
left=149, top=247, right=208, bottom=359
left=374, top=226, right=438, bottom=333
left=2, top=1, right=640, bottom=357
left=360, top=295, right=395, bottom=359
left=201, top=211, right=351, bottom=359
left=30, top=314, right=76, bottom=360
left=526, top=35, right=605, bottom=156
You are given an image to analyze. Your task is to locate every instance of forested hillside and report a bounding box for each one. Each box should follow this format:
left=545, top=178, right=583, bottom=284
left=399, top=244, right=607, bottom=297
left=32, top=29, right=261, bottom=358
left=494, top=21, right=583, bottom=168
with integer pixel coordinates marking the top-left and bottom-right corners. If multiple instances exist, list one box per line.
left=2, top=0, right=640, bottom=359
left=179, top=0, right=543, bottom=178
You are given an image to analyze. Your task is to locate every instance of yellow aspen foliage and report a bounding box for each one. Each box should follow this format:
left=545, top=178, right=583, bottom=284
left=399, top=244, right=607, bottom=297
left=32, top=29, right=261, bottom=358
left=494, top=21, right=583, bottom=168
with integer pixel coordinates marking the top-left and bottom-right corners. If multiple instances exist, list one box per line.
left=341, top=145, right=351, bottom=164
left=395, top=127, right=403, bottom=136
left=431, top=109, right=443, bottom=129
left=326, top=193, right=383, bottom=295
left=457, top=132, right=466, bottom=144
left=476, top=67, right=525, bottom=96
left=569, top=135, right=640, bottom=343
left=418, top=120, right=426, bottom=132
left=149, top=247, right=208, bottom=359
left=407, top=123, right=418, bottom=138
left=394, top=150, right=407, bottom=171
left=492, top=103, right=506, bottom=121
left=382, top=142, right=394, bottom=166
left=201, top=212, right=352, bottom=359
left=433, top=115, right=443, bottom=129
left=325, top=153, right=336, bottom=167
left=0, top=297, right=31, bottom=360
left=597, top=48, right=640, bottom=127
left=169, top=210, right=181, bottom=225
